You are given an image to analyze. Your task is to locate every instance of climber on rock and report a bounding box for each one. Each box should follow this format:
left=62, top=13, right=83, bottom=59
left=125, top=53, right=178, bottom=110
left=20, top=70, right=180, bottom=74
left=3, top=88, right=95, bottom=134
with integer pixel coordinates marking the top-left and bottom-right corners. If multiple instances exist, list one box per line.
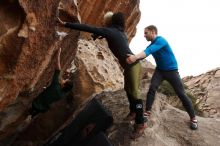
left=57, top=12, right=146, bottom=138
left=28, top=48, right=73, bottom=119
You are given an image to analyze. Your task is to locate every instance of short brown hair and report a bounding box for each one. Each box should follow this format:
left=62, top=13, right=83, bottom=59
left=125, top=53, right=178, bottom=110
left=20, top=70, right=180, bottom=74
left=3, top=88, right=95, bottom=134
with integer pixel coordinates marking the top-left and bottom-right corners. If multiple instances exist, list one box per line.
left=145, top=25, right=158, bottom=34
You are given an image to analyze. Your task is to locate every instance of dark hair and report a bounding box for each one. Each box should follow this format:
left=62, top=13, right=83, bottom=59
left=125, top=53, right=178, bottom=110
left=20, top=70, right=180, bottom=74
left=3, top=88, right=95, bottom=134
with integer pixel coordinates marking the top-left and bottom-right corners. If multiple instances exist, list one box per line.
left=62, top=80, right=73, bottom=92
left=111, top=12, right=125, bottom=29
left=145, top=25, right=158, bottom=34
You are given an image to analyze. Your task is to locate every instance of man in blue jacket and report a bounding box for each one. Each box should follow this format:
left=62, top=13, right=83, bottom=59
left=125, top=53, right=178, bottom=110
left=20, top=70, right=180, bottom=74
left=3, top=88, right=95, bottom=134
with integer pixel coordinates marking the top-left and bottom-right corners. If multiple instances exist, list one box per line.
left=126, top=25, right=198, bottom=130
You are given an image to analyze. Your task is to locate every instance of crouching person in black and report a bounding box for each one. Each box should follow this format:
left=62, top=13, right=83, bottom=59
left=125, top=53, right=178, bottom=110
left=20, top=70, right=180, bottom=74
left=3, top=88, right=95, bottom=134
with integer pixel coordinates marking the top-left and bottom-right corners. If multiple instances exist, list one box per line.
left=28, top=48, right=73, bottom=119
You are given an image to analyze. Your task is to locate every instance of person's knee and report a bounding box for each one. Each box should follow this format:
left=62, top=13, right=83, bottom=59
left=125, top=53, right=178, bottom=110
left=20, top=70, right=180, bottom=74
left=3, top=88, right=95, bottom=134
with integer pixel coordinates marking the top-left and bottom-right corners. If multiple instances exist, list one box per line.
left=148, top=85, right=158, bottom=95
left=150, top=82, right=160, bottom=90
left=131, top=90, right=141, bottom=99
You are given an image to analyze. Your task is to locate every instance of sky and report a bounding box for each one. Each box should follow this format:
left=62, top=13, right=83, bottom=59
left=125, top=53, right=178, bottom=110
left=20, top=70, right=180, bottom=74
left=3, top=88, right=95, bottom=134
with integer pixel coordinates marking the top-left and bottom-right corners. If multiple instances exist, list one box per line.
left=130, top=0, right=220, bottom=77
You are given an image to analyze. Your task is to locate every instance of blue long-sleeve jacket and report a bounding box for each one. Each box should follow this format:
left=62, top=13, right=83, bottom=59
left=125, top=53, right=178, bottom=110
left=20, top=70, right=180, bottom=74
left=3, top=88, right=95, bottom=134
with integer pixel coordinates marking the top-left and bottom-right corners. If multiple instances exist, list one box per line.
left=144, top=36, right=178, bottom=71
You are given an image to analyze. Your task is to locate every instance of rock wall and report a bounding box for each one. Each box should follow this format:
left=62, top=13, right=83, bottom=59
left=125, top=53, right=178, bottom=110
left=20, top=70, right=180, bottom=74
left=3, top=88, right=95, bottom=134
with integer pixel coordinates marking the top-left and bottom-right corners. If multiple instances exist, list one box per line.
left=0, top=0, right=140, bottom=143
left=73, top=38, right=124, bottom=103
left=0, top=0, right=80, bottom=141
left=0, top=0, right=79, bottom=109
left=78, top=0, right=140, bottom=41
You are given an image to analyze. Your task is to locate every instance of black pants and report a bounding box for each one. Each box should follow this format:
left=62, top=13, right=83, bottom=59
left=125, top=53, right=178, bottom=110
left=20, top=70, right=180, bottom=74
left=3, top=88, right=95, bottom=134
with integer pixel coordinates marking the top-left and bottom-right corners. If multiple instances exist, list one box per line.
left=146, top=69, right=195, bottom=119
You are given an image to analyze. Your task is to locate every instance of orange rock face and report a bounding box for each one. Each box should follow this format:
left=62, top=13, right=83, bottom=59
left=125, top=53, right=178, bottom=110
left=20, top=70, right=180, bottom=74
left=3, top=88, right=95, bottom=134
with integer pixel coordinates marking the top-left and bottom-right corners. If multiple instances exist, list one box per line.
left=0, top=0, right=140, bottom=142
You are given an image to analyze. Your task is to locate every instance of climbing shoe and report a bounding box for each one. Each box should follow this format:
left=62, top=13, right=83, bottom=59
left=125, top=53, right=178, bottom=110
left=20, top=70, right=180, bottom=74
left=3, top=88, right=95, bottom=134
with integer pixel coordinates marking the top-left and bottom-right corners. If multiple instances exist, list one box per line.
left=190, top=118, right=198, bottom=130
left=143, top=111, right=151, bottom=122
left=124, top=112, right=148, bottom=122
left=131, top=123, right=147, bottom=139
left=124, top=112, right=136, bottom=121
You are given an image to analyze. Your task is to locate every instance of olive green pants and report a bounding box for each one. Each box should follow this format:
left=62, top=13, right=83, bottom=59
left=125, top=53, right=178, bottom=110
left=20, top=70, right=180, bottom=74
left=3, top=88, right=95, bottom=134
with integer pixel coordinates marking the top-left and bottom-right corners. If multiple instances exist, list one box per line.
left=124, top=62, right=142, bottom=112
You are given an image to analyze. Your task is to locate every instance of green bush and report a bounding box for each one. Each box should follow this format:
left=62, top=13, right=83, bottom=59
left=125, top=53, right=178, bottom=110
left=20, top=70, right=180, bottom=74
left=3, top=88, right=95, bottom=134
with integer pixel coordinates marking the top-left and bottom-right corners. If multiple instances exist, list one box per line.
left=158, top=81, right=203, bottom=116
left=158, top=81, right=175, bottom=96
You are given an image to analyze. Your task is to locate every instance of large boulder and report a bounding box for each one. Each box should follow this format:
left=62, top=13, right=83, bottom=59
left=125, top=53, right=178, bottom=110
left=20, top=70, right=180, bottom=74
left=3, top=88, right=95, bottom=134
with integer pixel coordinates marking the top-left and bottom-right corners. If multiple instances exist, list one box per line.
left=0, top=0, right=141, bottom=143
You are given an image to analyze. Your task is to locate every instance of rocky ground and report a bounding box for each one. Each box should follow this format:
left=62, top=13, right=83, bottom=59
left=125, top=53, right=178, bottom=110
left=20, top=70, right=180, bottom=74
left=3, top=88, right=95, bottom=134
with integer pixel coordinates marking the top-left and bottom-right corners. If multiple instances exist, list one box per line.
left=98, top=85, right=220, bottom=146
left=1, top=79, right=220, bottom=146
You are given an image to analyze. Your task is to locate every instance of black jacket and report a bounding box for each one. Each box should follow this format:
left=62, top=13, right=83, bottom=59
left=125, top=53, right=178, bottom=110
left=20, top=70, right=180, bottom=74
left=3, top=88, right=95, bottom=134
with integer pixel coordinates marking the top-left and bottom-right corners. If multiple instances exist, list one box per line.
left=65, top=22, right=138, bottom=69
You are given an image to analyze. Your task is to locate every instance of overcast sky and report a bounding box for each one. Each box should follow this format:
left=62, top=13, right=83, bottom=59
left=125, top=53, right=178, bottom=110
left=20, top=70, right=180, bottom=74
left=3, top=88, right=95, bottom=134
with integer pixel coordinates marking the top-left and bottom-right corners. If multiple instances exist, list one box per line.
left=130, top=0, right=220, bottom=77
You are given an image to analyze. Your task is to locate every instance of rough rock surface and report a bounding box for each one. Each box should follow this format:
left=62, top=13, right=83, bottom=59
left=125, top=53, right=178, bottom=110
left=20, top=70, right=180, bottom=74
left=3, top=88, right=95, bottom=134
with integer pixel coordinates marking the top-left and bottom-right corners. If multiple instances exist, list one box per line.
left=73, top=38, right=124, bottom=102
left=183, top=68, right=220, bottom=118
left=0, top=0, right=80, bottom=140
left=0, top=0, right=140, bottom=143
left=78, top=0, right=141, bottom=41
left=99, top=86, right=220, bottom=146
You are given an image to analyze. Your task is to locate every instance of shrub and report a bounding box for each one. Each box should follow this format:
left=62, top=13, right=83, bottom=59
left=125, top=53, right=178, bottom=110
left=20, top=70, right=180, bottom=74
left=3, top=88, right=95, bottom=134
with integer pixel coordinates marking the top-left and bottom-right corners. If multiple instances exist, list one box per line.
left=158, top=81, right=203, bottom=116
